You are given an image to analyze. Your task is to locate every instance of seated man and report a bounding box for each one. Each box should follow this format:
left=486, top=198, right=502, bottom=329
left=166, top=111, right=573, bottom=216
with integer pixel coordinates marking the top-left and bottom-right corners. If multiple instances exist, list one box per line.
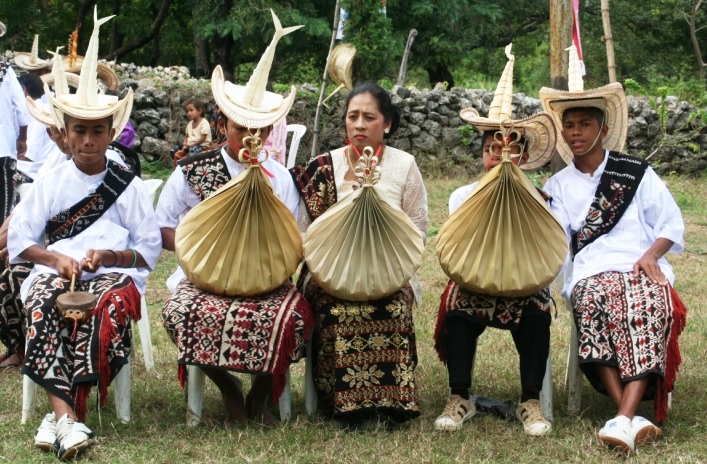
left=435, top=45, right=558, bottom=436
left=158, top=11, right=312, bottom=426
left=8, top=9, right=161, bottom=461
left=541, top=47, right=686, bottom=453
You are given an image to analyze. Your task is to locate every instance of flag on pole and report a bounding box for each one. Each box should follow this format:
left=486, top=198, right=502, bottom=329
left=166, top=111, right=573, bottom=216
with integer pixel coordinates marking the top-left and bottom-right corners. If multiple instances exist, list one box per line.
left=572, top=0, right=586, bottom=75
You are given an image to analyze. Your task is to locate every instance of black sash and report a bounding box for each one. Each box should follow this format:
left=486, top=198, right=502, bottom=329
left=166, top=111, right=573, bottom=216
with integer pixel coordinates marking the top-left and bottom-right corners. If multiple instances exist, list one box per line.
left=46, top=161, right=136, bottom=245
left=0, top=62, right=7, bottom=86
left=178, top=149, right=231, bottom=201
left=570, top=151, right=649, bottom=259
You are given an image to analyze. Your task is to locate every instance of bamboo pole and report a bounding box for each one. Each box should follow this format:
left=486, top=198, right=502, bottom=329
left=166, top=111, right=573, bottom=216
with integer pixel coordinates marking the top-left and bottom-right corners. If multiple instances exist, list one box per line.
left=396, top=29, right=417, bottom=87
left=311, top=0, right=342, bottom=159
left=601, top=0, right=617, bottom=83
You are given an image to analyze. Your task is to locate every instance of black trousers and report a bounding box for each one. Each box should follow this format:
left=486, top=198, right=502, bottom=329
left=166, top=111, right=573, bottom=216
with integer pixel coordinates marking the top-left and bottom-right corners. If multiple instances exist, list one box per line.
left=445, top=309, right=551, bottom=391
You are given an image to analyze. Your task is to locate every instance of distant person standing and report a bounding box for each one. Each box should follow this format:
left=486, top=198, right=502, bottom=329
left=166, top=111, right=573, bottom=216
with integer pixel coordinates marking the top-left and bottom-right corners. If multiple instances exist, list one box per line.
left=0, top=20, right=30, bottom=224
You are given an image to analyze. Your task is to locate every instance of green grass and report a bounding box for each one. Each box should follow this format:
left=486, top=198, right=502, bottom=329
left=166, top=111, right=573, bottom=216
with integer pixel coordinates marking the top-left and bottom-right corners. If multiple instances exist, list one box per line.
left=1, top=174, right=706, bottom=463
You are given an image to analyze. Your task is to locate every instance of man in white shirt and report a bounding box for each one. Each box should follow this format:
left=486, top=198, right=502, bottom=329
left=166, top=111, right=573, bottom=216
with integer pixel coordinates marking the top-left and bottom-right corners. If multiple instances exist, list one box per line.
left=541, top=65, right=686, bottom=453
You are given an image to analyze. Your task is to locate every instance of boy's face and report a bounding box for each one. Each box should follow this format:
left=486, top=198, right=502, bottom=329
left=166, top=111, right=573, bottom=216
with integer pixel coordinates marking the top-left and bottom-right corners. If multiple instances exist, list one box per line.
left=481, top=132, right=528, bottom=171
left=561, top=109, right=608, bottom=156
left=220, top=118, right=271, bottom=158
left=61, top=116, right=115, bottom=173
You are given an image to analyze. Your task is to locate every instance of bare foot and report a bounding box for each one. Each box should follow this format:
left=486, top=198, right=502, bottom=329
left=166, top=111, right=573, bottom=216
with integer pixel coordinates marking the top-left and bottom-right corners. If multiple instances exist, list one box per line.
left=246, top=397, right=278, bottom=427
left=222, top=374, right=247, bottom=423
left=0, top=352, right=20, bottom=368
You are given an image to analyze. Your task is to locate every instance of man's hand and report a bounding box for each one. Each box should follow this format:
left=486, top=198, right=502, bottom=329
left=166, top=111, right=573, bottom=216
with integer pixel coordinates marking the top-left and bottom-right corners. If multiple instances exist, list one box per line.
left=53, top=254, right=81, bottom=280
left=80, top=249, right=104, bottom=272
left=16, top=140, right=27, bottom=158
left=633, top=252, right=667, bottom=286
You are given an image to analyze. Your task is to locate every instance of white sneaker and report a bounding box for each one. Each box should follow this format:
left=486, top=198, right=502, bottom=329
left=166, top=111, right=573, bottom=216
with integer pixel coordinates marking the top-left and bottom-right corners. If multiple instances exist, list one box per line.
left=55, top=413, right=95, bottom=461
left=598, top=415, right=635, bottom=453
left=434, top=394, right=475, bottom=431
left=631, top=416, right=663, bottom=446
left=34, top=412, right=59, bottom=452
left=515, top=399, right=552, bottom=436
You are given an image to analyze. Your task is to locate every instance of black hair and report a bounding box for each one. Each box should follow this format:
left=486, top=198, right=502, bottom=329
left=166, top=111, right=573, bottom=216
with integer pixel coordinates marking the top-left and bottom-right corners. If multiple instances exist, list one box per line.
left=480, top=130, right=528, bottom=150
left=185, top=98, right=205, bottom=117
left=342, top=82, right=401, bottom=138
left=63, top=113, right=114, bottom=129
left=562, top=106, right=605, bottom=125
left=18, top=73, right=45, bottom=100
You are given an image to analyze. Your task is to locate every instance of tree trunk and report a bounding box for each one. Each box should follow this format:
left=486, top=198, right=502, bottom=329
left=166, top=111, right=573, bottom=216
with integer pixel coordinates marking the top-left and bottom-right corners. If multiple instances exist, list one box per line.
left=109, top=0, right=124, bottom=58
left=397, top=29, right=418, bottom=87
left=425, top=62, right=454, bottom=88
left=600, top=0, right=617, bottom=83
left=210, top=0, right=234, bottom=75
left=149, top=32, right=161, bottom=67
left=194, top=36, right=211, bottom=78
left=103, top=0, right=173, bottom=62
left=549, top=0, right=573, bottom=90
left=75, top=0, right=97, bottom=54
left=687, top=0, right=706, bottom=82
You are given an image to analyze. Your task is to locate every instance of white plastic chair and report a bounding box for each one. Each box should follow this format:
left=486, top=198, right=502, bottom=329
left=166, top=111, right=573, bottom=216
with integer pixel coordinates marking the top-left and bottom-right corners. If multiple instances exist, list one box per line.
left=21, top=179, right=163, bottom=424
left=285, top=124, right=307, bottom=169
left=186, top=335, right=317, bottom=425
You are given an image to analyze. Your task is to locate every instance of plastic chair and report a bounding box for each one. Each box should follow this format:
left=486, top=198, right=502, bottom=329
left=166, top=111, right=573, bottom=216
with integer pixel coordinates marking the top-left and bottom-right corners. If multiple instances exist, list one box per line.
left=186, top=334, right=317, bottom=425
left=21, top=179, right=163, bottom=424
left=285, top=124, right=307, bottom=169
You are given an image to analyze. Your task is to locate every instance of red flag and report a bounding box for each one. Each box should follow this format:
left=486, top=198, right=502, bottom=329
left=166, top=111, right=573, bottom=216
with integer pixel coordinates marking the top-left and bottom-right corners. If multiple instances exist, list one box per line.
left=572, top=0, right=586, bottom=75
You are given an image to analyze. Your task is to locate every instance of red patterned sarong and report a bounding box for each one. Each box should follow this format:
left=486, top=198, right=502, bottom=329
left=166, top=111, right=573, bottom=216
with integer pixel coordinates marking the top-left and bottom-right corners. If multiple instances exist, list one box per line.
left=571, top=271, right=686, bottom=422
left=162, top=279, right=313, bottom=402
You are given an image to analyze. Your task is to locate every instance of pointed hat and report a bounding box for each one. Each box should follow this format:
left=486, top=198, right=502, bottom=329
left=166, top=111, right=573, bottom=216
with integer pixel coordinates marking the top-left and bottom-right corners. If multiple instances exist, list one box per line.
left=538, top=45, right=627, bottom=164
left=13, top=35, right=52, bottom=70
left=211, top=9, right=303, bottom=129
left=45, top=6, right=133, bottom=135
left=459, top=44, right=557, bottom=171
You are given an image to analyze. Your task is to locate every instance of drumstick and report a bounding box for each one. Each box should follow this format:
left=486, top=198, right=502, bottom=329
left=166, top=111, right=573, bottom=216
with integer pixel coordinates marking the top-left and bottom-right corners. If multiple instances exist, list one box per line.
left=70, top=273, right=76, bottom=293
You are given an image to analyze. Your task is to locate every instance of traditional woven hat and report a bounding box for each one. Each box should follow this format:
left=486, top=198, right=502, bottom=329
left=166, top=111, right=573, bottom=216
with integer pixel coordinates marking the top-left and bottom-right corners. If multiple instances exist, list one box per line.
left=62, top=61, right=119, bottom=91
left=327, top=43, right=355, bottom=91
left=0, top=21, right=6, bottom=37
left=303, top=147, right=425, bottom=301
left=13, top=35, right=52, bottom=70
left=436, top=122, right=568, bottom=297
left=44, top=7, right=133, bottom=135
left=211, top=9, right=302, bottom=129
left=28, top=54, right=127, bottom=140
left=539, top=45, right=627, bottom=164
left=460, top=44, right=556, bottom=171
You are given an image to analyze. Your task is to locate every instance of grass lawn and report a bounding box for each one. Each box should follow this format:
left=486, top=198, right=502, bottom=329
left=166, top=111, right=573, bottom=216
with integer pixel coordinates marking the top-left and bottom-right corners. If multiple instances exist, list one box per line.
left=1, top=169, right=706, bottom=463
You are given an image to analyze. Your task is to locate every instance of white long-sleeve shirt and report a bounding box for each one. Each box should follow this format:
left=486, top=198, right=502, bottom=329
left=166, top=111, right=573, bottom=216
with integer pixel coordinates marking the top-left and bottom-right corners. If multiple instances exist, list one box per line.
left=0, top=66, right=29, bottom=159
left=543, top=150, right=684, bottom=298
left=17, top=105, right=54, bottom=179
left=8, top=158, right=162, bottom=301
left=155, top=146, right=300, bottom=291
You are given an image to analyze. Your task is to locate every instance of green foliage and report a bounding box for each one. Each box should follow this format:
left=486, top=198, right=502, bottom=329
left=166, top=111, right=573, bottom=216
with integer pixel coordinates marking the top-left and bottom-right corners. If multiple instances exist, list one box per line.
left=341, top=0, right=395, bottom=83
left=457, top=125, right=475, bottom=147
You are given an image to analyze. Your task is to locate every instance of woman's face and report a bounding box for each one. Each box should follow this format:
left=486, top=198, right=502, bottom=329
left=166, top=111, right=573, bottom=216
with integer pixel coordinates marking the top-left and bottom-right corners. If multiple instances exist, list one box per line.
left=345, top=92, right=390, bottom=153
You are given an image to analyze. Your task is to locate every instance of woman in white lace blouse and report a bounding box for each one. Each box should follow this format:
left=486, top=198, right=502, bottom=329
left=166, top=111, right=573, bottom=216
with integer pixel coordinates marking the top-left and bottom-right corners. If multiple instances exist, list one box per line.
left=290, top=83, right=428, bottom=425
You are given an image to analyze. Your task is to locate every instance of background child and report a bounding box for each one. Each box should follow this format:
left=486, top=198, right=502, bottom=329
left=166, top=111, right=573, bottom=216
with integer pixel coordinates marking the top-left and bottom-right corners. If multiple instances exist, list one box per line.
left=173, top=99, right=211, bottom=166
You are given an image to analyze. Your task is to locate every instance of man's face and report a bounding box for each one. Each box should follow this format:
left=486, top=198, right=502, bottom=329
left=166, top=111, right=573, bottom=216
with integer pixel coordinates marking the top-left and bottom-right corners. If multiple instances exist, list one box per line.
left=60, top=116, right=115, bottom=172
left=481, top=133, right=528, bottom=171
left=561, top=110, right=608, bottom=156
left=220, top=118, right=271, bottom=159
left=46, top=126, right=71, bottom=158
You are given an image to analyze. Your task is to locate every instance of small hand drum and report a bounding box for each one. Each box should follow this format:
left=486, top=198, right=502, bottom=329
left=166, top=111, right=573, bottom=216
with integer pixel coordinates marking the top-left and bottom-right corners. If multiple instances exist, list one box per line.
left=56, top=274, right=97, bottom=324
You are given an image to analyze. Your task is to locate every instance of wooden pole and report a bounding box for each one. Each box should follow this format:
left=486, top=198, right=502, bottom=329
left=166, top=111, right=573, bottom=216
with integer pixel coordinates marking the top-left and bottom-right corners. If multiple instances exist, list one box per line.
left=549, top=0, right=573, bottom=173
left=396, top=29, right=417, bottom=87
left=311, top=0, right=342, bottom=159
left=601, top=0, right=617, bottom=83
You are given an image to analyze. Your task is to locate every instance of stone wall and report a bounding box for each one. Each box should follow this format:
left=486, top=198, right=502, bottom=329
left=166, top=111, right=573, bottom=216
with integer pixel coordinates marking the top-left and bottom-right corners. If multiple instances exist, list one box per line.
left=6, top=46, right=704, bottom=173
left=121, top=79, right=707, bottom=174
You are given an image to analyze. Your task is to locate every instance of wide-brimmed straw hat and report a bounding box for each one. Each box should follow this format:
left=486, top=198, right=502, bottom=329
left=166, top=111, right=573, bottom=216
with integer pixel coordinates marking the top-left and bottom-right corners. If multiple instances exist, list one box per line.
left=211, top=9, right=302, bottom=129
left=459, top=44, right=556, bottom=171
left=45, top=7, right=133, bottom=136
left=13, top=35, right=52, bottom=70
left=539, top=45, right=627, bottom=164
left=328, top=43, right=355, bottom=91
left=0, top=21, right=6, bottom=37
left=62, top=59, right=119, bottom=91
